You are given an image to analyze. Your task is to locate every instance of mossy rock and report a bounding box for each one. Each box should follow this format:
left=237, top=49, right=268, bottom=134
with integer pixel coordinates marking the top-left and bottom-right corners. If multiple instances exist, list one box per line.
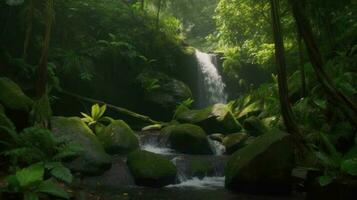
left=127, top=150, right=177, bottom=187
left=97, top=120, right=139, bottom=155
left=222, top=132, right=249, bottom=155
left=243, top=116, right=268, bottom=136
left=51, top=117, right=112, bottom=175
left=176, top=104, right=241, bottom=134
left=225, top=129, right=294, bottom=194
left=163, top=124, right=212, bottom=155
left=0, top=77, right=33, bottom=111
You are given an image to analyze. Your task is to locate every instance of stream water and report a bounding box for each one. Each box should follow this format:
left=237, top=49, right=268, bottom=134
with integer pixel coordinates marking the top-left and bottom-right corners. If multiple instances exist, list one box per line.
left=195, top=50, right=228, bottom=108
left=79, top=131, right=303, bottom=200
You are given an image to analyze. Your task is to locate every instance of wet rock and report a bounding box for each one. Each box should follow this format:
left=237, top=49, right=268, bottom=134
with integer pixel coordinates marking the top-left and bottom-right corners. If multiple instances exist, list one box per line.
left=222, top=132, right=249, bottom=155
left=175, top=104, right=241, bottom=134
left=209, top=133, right=225, bottom=142
left=127, top=150, right=177, bottom=187
left=97, top=120, right=139, bottom=155
left=79, top=157, right=135, bottom=189
left=163, top=124, right=212, bottom=154
left=225, top=129, right=294, bottom=194
left=51, top=117, right=112, bottom=175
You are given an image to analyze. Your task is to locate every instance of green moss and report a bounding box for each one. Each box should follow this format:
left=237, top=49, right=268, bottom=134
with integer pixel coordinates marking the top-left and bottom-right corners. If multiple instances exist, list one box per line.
left=0, top=77, right=33, bottom=111
left=163, top=124, right=212, bottom=154
left=222, top=132, right=249, bottom=154
left=97, top=120, right=139, bottom=155
left=127, top=150, right=177, bottom=187
left=51, top=117, right=112, bottom=175
left=176, top=104, right=242, bottom=134
left=225, top=129, right=294, bottom=194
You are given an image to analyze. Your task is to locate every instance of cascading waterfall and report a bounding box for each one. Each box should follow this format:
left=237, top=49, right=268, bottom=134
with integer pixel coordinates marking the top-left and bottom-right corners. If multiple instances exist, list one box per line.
left=195, top=50, right=228, bottom=107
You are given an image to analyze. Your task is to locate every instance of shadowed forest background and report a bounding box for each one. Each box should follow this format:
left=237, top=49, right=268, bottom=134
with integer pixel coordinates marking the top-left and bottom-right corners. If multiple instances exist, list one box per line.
left=0, top=0, right=356, bottom=200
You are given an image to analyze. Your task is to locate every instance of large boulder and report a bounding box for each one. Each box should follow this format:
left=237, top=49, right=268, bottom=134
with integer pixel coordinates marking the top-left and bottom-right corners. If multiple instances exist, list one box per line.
left=175, top=104, right=241, bottom=134
left=51, top=117, right=112, bottom=175
left=222, top=132, right=249, bottom=155
left=163, top=124, right=212, bottom=154
left=97, top=120, right=139, bottom=155
left=225, top=129, right=294, bottom=194
left=127, top=150, right=177, bottom=187
left=0, top=77, right=33, bottom=111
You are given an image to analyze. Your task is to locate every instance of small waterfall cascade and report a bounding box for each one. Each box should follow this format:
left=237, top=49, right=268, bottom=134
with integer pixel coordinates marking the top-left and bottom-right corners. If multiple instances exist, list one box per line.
left=195, top=50, right=228, bottom=107
left=138, top=131, right=227, bottom=189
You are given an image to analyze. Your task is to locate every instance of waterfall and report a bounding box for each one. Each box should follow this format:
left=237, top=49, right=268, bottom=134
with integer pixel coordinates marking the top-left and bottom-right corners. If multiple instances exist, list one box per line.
left=195, top=50, right=228, bottom=107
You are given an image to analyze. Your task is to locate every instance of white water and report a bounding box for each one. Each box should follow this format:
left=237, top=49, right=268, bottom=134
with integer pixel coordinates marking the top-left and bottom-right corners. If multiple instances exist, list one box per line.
left=195, top=50, right=228, bottom=107
left=141, top=144, right=175, bottom=155
left=208, top=138, right=226, bottom=155
left=166, top=177, right=225, bottom=189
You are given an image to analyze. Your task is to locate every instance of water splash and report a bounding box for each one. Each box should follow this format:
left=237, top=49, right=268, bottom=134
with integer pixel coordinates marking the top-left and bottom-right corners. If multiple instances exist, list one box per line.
left=166, top=177, right=225, bottom=189
left=208, top=138, right=226, bottom=155
left=195, top=50, right=228, bottom=107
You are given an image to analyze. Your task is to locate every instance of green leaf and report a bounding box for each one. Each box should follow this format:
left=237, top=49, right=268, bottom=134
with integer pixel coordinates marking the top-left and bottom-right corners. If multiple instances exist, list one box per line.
left=24, top=192, right=39, bottom=200
left=80, top=112, right=93, bottom=121
left=98, top=104, right=107, bottom=118
left=319, top=175, right=334, bottom=187
left=50, top=165, right=73, bottom=184
left=37, top=180, right=70, bottom=199
left=16, top=163, right=44, bottom=187
left=341, top=158, right=357, bottom=176
left=91, top=104, right=100, bottom=120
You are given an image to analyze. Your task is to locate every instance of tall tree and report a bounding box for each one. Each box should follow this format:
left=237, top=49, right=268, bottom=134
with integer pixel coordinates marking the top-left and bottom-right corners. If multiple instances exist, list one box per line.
left=156, top=0, right=162, bottom=28
left=37, top=0, right=54, bottom=97
left=33, top=0, right=55, bottom=128
left=22, top=0, right=34, bottom=60
left=270, top=0, right=302, bottom=140
left=289, top=0, right=357, bottom=126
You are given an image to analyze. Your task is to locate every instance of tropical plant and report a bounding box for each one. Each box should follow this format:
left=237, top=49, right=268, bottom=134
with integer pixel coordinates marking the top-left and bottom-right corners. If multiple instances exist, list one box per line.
left=80, top=104, right=110, bottom=128
left=310, top=132, right=357, bottom=186
left=1, top=162, right=70, bottom=200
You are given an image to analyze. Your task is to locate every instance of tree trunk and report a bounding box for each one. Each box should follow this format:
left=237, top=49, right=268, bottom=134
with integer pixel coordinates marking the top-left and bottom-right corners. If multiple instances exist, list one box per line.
left=23, top=0, right=34, bottom=60
left=37, top=0, right=54, bottom=97
left=156, top=0, right=162, bottom=29
left=289, top=0, right=357, bottom=126
left=141, top=0, right=145, bottom=11
left=270, top=0, right=302, bottom=139
left=298, top=32, right=306, bottom=97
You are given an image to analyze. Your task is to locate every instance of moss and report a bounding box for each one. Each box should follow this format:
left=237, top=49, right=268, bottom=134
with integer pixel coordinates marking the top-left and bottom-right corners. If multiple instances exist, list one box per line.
left=97, top=120, right=139, bottom=155
left=225, top=129, right=294, bottom=194
left=0, top=77, right=33, bottom=111
left=51, top=117, right=112, bottom=175
left=127, top=150, right=177, bottom=187
left=176, top=104, right=242, bottom=134
left=163, top=124, right=212, bottom=154
left=222, top=132, right=249, bottom=154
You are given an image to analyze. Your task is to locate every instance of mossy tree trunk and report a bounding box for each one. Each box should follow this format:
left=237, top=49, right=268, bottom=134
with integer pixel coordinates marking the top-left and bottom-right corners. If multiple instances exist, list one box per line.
left=34, top=0, right=54, bottom=128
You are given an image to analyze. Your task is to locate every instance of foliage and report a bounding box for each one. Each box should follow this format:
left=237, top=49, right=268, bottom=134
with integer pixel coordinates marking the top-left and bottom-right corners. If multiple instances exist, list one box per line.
left=80, top=104, right=111, bottom=128
left=0, top=126, right=82, bottom=167
left=1, top=163, right=70, bottom=200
